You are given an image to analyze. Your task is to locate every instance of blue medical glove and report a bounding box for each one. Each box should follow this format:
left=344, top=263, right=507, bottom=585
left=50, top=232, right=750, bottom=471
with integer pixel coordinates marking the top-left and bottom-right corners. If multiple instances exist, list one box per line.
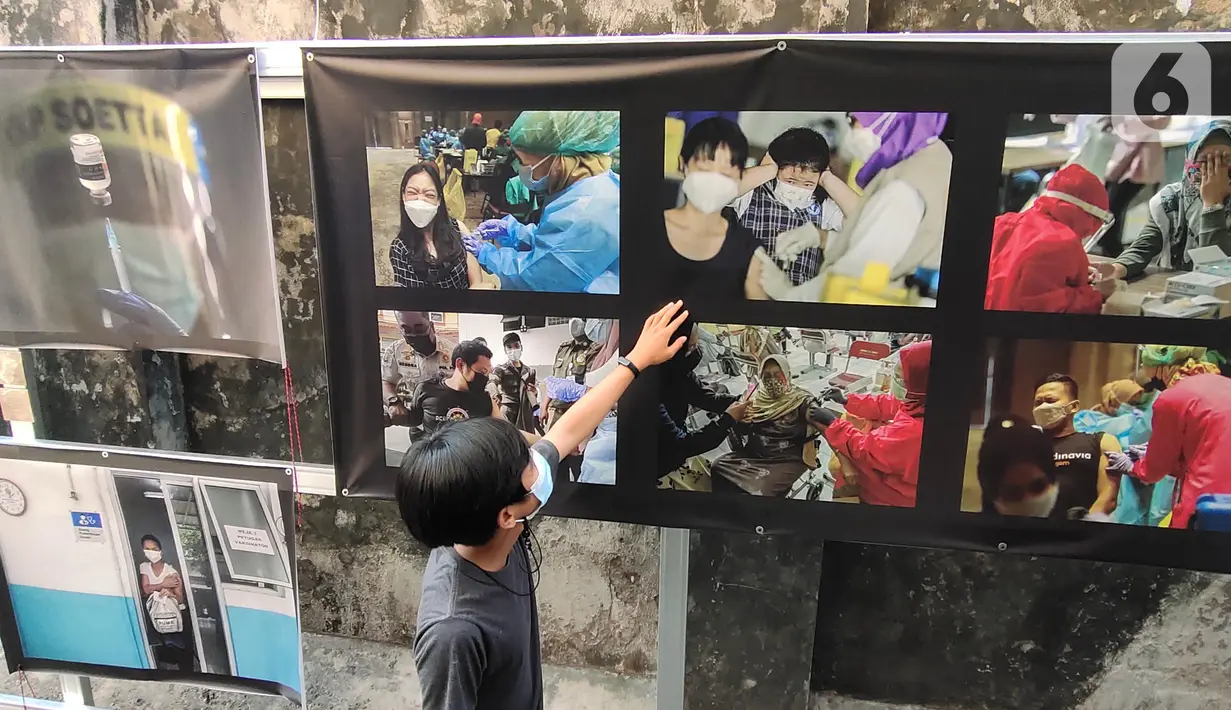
left=462, top=232, right=483, bottom=256
left=1106, top=451, right=1134, bottom=475
left=473, top=219, right=517, bottom=248
left=1126, top=444, right=1148, bottom=462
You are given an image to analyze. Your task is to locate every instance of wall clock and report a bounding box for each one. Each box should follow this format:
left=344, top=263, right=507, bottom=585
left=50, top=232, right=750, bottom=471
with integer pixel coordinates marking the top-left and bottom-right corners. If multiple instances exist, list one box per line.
left=0, top=478, right=27, bottom=516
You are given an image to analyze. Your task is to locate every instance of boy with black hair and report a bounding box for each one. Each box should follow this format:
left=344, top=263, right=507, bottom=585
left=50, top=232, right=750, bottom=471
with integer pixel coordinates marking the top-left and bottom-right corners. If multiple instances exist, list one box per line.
left=404, top=339, right=499, bottom=437
left=397, top=301, right=690, bottom=710
left=732, top=127, right=854, bottom=290
left=1032, top=372, right=1121, bottom=519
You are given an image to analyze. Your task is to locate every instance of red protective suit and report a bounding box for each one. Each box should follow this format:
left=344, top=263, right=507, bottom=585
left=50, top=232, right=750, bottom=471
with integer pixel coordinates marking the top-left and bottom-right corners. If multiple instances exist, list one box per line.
left=985, top=164, right=1108, bottom=314
left=1130, top=373, right=1231, bottom=528
left=824, top=340, right=931, bottom=507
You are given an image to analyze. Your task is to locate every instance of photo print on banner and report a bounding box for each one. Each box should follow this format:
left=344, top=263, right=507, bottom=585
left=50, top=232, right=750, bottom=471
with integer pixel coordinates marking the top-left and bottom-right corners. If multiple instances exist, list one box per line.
left=963, top=338, right=1231, bottom=532
left=0, top=49, right=284, bottom=362
left=658, top=324, right=930, bottom=507
left=380, top=311, right=619, bottom=484
left=662, top=111, right=951, bottom=305
left=368, top=110, right=619, bottom=294
left=0, top=459, right=303, bottom=703
left=993, top=114, right=1231, bottom=319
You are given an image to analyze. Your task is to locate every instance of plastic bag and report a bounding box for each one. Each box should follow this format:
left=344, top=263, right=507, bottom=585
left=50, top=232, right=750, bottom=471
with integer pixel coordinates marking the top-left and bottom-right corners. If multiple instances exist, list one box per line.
left=146, top=593, right=182, bottom=634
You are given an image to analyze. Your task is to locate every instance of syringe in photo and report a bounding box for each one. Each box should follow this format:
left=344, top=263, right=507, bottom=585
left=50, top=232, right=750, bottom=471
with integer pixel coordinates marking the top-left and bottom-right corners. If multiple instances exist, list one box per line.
left=70, top=132, right=188, bottom=339
left=379, top=311, right=620, bottom=485
left=657, top=324, right=930, bottom=507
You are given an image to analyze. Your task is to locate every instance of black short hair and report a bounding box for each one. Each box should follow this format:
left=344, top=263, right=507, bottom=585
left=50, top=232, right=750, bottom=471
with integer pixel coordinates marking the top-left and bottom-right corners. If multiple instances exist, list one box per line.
left=680, top=117, right=749, bottom=171
left=396, top=417, right=530, bottom=548
left=767, top=127, right=830, bottom=173
left=503, top=332, right=522, bottom=348
left=140, top=534, right=162, bottom=549
left=451, top=340, right=493, bottom=370
left=977, top=414, right=1056, bottom=513
left=1035, top=373, right=1079, bottom=399
left=494, top=119, right=504, bottom=129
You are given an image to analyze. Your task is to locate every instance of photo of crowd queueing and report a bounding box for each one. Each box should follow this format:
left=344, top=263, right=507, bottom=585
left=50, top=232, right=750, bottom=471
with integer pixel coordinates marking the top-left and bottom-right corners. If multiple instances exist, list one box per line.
left=657, top=322, right=930, bottom=507
left=661, top=112, right=950, bottom=305
left=964, top=338, right=1231, bottom=531
left=379, top=311, right=620, bottom=484
left=366, top=110, right=619, bottom=294
left=991, top=115, right=1231, bottom=318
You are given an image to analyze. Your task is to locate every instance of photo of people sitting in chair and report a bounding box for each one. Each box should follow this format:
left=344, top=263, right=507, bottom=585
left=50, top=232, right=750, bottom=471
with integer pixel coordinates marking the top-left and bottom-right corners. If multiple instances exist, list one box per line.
left=378, top=310, right=620, bottom=485
left=992, top=114, right=1231, bottom=318
left=661, top=111, right=950, bottom=306
left=963, top=338, right=1231, bottom=531
left=367, top=109, right=619, bottom=294
left=657, top=321, right=929, bottom=507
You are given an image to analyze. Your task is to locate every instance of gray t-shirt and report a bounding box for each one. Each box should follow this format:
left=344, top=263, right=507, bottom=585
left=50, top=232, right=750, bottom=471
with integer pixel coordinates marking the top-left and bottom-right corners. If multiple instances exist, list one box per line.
left=413, top=440, right=559, bottom=710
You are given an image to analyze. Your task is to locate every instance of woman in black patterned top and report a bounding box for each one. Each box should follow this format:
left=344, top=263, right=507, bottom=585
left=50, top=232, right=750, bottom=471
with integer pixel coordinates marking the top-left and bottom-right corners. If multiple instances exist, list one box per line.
left=390, top=162, right=495, bottom=289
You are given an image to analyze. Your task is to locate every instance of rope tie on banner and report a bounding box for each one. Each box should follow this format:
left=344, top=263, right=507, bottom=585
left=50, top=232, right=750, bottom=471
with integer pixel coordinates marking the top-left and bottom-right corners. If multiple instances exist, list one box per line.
left=283, top=366, right=306, bottom=527
left=17, top=667, right=34, bottom=708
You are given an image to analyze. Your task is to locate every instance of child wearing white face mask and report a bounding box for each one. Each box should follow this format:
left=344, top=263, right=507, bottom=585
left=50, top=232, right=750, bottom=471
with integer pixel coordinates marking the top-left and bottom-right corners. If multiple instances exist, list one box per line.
left=663, top=117, right=772, bottom=301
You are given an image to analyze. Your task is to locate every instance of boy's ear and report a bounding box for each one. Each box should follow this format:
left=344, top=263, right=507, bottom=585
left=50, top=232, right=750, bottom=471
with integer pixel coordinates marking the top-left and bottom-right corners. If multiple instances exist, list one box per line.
left=496, top=506, right=520, bottom=531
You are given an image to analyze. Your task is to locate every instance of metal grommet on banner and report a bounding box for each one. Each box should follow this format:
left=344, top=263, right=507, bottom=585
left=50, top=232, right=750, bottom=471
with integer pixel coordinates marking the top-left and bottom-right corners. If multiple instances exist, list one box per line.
left=776, top=41, right=787, bottom=52
left=997, top=542, right=1008, bottom=552
left=305, top=52, right=315, bottom=62
left=284, top=467, right=293, bottom=476
left=754, top=525, right=765, bottom=535
left=56, top=54, right=65, bottom=63
left=247, top=54, right=256, bottom=64
left=341, top=487, right=349, bottom=496
left=100, top=451, right=109, bottom=459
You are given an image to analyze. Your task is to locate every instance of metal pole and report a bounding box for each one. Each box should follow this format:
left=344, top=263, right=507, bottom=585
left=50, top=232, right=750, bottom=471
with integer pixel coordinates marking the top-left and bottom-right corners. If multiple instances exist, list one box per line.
left=58, top=676, right=94, bottom=708
left=656, top=527, right=689, bottom=710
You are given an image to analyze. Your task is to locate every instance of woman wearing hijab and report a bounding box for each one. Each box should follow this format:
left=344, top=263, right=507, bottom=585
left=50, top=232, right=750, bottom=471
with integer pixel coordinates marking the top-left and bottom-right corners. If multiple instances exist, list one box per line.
left=1095, top=120, right=1231, bottom=282
left=816, top=339, right=932, bottom=507
left=469, top=111, right=620, bottom=294
left=709, top=354, right=827, bottom=497
left=390, top=162, right=494, bottom=289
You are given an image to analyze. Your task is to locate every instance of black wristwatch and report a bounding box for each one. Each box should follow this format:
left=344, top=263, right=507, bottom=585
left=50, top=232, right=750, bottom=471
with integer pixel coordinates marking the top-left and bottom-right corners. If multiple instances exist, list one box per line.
left=617, top=356, right=641, bottom=378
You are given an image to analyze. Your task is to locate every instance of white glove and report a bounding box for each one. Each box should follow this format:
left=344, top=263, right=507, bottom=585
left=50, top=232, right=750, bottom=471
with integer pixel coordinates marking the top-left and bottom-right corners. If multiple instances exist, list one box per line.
left=757, top=255, right=795, bottom=300
left=774, top=224, right=823, bottom=265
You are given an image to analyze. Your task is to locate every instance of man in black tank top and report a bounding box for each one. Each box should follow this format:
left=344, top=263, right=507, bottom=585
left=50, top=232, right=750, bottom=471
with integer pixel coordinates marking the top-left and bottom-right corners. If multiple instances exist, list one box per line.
left=1032, top=373, right=1122, bottom=520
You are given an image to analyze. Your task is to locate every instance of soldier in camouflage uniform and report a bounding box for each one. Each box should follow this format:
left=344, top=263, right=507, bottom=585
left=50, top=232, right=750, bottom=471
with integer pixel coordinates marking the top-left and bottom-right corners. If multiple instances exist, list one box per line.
left=489, top=331, right=539, bottom=433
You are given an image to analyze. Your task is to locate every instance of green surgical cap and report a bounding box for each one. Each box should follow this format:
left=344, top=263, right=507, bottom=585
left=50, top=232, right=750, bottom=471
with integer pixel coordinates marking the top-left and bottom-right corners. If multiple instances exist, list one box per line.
left=509, top=111, right=620, bottom=156
left=610, top=146, right=621, bottom=174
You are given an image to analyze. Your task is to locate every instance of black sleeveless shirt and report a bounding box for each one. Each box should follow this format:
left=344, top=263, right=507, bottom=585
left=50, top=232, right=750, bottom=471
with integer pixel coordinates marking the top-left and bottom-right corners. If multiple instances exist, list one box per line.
left=1050, top=432, right=1103, bottom=520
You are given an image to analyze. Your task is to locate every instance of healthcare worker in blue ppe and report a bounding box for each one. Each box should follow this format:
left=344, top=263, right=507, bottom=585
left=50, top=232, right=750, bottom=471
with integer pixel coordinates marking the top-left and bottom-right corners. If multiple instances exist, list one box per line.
left=469, top=110, right=621, bottom=294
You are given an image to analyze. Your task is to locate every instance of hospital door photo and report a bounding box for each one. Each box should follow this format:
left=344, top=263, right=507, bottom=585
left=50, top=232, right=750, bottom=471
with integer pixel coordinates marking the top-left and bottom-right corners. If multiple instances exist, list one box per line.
left=992, top=114, right=1231, bottom=319
left=367, top=109, right=619, bottom=294
left=961, top=339, right=1231, bottom=532
left=0, top=461, right=302, bottom=693
left=661, top=111, right=951, bottom=305
left=380, top=310, right=619, bottom=485
left=657, top=325, right=930, bottom=507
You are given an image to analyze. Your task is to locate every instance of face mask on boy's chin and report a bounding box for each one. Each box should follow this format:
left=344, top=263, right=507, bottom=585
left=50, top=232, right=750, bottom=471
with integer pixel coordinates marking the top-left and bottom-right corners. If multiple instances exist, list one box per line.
left=994, top=485, right=1059, bottom=518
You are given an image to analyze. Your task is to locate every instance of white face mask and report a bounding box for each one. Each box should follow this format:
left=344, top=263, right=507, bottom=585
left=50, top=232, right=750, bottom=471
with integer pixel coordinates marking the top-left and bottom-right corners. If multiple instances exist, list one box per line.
left=403, top=199, right=439, bottom=229
left=842, top=126, right=882, bottom=163
left=994, top=485, right=1059, bottom=518
left=682, top=171, right=740, bottom=215
left=1032, top=401, right=1075, bottom=430
left=774, top=180, right=815, bottom=211
left=144, top=550, right=163, bottom=563
left=506, top=347, right=523, bottom=362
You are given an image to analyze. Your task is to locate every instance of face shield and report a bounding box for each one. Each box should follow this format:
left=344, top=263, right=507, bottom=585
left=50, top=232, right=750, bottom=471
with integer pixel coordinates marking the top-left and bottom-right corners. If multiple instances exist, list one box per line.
left=1039, top=189, right=1114, bottom=252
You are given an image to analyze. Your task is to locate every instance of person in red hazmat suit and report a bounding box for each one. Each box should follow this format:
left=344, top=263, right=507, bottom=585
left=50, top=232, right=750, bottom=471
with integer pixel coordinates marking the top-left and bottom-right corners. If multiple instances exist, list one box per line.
left=985, top=164, right=1116, bottom=314
left=1108, top=370, right=1231, bottom=528
left=813, top=339, right=932, bottom=507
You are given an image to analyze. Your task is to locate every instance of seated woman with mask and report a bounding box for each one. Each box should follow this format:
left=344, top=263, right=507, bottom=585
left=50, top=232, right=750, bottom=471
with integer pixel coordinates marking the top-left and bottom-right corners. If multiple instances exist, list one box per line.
left=978, top=414, right=1061, bottom=518
left=390, top=162, right=495, bottom=290
left=710, top=355, right=828, bottom=497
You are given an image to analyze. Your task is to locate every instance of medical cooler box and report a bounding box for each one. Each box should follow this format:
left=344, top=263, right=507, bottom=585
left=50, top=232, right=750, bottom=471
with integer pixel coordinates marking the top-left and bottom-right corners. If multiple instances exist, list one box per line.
left=1193, top=494, right=1231, bottom=532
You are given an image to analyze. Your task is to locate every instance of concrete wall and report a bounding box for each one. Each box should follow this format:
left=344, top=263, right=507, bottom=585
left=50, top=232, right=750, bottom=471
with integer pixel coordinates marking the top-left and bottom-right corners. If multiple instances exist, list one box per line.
left=5, top=2, right=1231, bottom=710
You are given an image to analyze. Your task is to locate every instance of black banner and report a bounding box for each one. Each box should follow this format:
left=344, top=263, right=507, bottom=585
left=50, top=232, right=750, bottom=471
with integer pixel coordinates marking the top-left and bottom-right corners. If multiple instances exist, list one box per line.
left=0, top=445, right=304, bottom=703
left=305, top=38, right=1231, bottom=574
left=0, top=47, right=285, bottom=363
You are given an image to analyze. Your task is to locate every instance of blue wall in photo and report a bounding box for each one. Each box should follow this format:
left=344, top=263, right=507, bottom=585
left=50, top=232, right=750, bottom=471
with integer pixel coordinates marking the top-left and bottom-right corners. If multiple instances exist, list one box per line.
left=9, top=585, right=149, bottom=669
left=226, top=605, right=301, bottom=692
